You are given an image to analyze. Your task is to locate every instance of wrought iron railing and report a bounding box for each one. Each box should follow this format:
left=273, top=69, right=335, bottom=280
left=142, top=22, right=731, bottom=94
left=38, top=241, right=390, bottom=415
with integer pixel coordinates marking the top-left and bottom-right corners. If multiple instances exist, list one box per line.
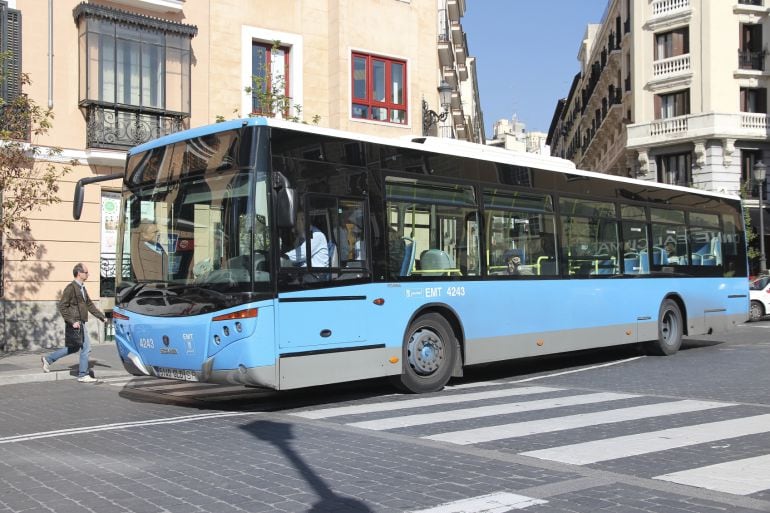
left=739, top=50, right=766, bottom=71
left=84, top=102, right=186, bottom=150
left=100, top=254, right=132, bottom=297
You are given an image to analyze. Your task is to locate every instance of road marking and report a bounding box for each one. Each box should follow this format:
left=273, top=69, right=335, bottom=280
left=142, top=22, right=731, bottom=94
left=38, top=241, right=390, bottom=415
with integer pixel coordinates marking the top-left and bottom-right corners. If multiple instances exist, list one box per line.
left=0, top=412, right=261, bottom=445
left=521, top=413, right=770, bottom=465
left=291, top=386, right=561, bottom=419
left=654, top=454, right=770, bottom=495
left=409, top=492, right=547, bottom=512
left=424, top=399, right=730, bottom=445
left=506, top=356, right=645, bottom=384
left=349, top=392, right=637, bottom=431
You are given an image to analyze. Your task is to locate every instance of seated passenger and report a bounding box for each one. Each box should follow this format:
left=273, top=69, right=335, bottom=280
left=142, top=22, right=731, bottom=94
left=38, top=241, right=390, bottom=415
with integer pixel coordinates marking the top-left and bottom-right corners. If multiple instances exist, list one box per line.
left=283, top=211, right=329, bottom=268
left=503, top=249, right=532, bottom=276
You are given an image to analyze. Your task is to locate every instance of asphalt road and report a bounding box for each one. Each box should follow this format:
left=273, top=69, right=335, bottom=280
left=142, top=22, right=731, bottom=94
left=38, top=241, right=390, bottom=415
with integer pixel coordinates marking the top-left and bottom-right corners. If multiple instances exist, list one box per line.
left=1, top=322, right=769, bottom=513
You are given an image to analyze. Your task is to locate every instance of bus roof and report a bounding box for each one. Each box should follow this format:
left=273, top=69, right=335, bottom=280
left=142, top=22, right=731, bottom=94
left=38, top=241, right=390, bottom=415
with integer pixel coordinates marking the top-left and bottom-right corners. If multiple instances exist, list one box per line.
left=129, top=117, right=740, bottom=202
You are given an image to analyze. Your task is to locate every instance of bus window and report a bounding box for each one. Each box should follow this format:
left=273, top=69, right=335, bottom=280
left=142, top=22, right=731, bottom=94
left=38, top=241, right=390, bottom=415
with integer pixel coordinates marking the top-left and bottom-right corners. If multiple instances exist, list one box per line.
left=559, top=197, right=620, bottom=277
left=620, top=204, right=648, bottom=275
left=651, top=208, right=687, bottom=269
left=385, top=178, right=478, bottom=278
left=688, top=212, right=722, bottom=269
left=483, top=190, right=557, bottom=277
left=279, top=195, right=369, bottom=283
left=722, top=213, right=744, bottom=276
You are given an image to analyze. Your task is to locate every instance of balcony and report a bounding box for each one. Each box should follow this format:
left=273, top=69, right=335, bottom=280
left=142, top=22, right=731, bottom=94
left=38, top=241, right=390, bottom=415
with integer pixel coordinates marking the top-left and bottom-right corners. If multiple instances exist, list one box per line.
left=653, top=54, right=691, bottom=79
left=457, top=62, right=468, bottom=82
left=627, top=112, right=770, bottom=149
left=84, top=102, right=186, bottom=150
left=446, top=0, right=462, bottom=22
left=651, top=0, right=690, bottom=17
left=646, top=0, right=692, bottom=31
left=739, top=49, right=766, bottom=71
left=437, top=10, right=454, bottom=67
left=442, top=66, right=458, bottom=89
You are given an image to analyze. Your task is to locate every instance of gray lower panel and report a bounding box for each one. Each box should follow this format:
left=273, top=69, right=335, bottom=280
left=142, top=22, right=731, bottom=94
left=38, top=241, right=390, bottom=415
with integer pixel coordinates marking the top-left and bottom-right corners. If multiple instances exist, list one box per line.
left=207, top=364, right=278, bottom=389
left=279, top=346, right=401, bottom=390
left=465, top=322, right=640, bottom=366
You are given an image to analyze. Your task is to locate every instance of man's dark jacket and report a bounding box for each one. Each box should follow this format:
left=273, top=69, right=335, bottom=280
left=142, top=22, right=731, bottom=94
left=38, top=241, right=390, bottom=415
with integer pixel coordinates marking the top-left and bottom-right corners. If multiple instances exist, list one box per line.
left=58, top=281, right=105, bottom=326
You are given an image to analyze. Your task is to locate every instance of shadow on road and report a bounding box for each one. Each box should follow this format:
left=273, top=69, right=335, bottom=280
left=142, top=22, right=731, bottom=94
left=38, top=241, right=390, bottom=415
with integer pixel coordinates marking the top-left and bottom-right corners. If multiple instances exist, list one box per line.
left=240, top=420, right=373, bottom=512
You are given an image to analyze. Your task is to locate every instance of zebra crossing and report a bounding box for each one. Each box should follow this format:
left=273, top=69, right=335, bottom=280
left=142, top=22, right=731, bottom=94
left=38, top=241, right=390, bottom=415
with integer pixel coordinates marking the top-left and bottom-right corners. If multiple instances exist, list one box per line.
left=288, top=383, right=770, bottom=498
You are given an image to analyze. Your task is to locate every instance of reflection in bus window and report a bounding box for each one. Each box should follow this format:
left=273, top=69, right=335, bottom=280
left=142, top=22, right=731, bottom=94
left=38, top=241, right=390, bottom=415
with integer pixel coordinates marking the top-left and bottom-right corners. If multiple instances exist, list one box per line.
left=386, top=178, right=479, bottom=278
left=483, top=190, right=557, bottom=277
left=560, top=197, right=620, bottom=277
left=651, top=208, right=686, bottom=268
left=621, top=204, right=648, bottom=274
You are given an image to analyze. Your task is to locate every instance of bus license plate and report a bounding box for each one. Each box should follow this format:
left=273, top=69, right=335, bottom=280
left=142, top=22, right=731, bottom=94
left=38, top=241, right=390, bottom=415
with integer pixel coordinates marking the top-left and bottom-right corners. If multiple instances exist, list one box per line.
left=155, top=367, right=198, bottom=382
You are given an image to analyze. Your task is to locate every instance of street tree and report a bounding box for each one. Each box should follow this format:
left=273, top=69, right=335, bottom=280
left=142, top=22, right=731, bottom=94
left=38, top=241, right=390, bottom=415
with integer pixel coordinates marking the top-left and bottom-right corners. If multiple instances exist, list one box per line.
left=1, top=53, right=75, bottom=260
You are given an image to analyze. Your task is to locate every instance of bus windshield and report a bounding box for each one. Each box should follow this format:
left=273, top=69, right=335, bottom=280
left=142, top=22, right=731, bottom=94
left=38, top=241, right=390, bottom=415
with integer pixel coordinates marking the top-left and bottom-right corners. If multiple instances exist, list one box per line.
left=115, top=127, right=272, bottom=316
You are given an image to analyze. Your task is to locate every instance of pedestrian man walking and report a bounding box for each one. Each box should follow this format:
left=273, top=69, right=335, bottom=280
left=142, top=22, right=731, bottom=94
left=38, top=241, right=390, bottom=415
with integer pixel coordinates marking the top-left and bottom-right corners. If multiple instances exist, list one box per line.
left=41, top=263, right=107, bottom=383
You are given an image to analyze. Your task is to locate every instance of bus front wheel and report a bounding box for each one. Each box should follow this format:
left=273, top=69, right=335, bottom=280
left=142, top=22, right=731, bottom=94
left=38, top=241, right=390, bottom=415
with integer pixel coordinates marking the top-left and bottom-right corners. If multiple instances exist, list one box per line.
left=647, top=298, right=683, bottom=356
left=394, top=313, right=457, bottom=394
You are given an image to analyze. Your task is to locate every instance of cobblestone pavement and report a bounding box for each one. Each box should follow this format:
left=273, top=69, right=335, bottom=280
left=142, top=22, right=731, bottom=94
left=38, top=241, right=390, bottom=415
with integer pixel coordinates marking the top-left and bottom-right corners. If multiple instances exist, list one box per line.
left=0, top=325, right=768, bottom=512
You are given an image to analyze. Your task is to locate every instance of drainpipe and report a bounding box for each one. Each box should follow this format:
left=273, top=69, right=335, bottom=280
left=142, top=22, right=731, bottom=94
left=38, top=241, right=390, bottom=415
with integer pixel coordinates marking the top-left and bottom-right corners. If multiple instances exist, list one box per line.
left=48, top=0, right=53, bottom=109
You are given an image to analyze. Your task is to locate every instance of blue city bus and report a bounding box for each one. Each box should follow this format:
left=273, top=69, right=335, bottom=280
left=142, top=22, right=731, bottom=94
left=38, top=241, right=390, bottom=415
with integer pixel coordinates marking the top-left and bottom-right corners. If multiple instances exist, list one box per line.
left=88, top=117, right=748, bottom=393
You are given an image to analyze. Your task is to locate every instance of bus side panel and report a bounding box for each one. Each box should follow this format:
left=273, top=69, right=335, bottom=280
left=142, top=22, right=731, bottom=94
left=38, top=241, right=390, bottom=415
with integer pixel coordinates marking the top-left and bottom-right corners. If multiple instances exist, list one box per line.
left=278, top=347, right=397, bottom=390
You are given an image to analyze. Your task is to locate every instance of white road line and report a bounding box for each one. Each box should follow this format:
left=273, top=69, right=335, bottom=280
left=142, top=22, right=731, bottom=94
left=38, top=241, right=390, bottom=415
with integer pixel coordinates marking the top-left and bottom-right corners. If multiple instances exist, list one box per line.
left=349, top=392, right=637, bottom=431
left=654, top=454, right=770, bottom=495
left=409, top=492, right=547, bottom=512
left=506, top=356, right=645, bottom=384
left=424, top=399, right=730, bottom=445
left=290, top=386, right=562, bottom=419
left=521, top=413, right=770, bottom=465
left=0, top=411, right=262, bottom=445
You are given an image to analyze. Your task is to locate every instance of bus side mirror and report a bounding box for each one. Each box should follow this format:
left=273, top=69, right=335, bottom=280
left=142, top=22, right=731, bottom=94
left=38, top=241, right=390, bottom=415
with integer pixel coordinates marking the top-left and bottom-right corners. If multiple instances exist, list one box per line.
left=276, top=187, right=297, bottom=228
left=273, top=172, right=297, bottom=228
left=72, top=173, right=123, bottom=220
left=73, top=183, right=85, bottom=220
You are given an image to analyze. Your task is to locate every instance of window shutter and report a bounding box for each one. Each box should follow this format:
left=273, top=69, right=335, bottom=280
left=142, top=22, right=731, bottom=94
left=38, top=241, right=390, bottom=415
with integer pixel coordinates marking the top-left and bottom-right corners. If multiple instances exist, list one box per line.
left=654, top=94, right=662, bottom=120
left=760, top=88, right=767, bottom=114
left=673, top=30, right=683, bottom=57
left=740, top=88, right=747, bottom=112
left=1, top=0, right=22, bottom=103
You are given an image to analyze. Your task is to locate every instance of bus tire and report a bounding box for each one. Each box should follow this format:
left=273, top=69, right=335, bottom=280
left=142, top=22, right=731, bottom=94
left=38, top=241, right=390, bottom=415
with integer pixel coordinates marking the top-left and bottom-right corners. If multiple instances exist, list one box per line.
left=394, top=312, right=457, bottom=394
left=647, top=298, right=683, bottom=356
left=749, top=300, right=765, bottom=322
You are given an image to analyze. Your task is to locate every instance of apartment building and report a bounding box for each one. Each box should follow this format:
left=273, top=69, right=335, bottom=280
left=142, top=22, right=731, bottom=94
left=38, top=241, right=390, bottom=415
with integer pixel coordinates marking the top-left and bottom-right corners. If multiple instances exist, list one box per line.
left=487, top=117, right=548, bottom=154
left=0, top=0, right=481, bottom=351
left=547, top=0, right=770, bottom=272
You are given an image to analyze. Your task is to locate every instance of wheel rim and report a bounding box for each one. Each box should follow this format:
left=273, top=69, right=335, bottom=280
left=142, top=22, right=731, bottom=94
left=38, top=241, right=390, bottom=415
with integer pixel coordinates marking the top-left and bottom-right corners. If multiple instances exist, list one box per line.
left=661, top=309, right=679, bottom=345
left=406, top=327, right=445, bottom=376
left=751, top=303, right=763, bottom=320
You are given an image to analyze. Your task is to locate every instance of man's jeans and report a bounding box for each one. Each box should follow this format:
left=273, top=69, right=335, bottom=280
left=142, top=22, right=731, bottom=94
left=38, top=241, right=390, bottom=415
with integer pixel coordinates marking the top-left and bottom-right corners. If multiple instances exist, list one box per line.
left=45, top=323, right=91, bottom=377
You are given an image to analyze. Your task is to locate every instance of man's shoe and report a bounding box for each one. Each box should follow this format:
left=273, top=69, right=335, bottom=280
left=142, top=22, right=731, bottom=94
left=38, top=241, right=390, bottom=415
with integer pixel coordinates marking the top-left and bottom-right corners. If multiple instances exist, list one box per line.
left=77, top=375, right=98, bottom=383
left=41, top=356, right=50, bottom=373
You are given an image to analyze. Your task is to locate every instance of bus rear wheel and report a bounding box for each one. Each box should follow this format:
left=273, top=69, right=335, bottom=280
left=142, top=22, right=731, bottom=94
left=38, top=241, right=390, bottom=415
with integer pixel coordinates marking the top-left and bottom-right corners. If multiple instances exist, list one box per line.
left=647, top=298, right=683, bottom=356
left=394, top=313, right=457, bottom=394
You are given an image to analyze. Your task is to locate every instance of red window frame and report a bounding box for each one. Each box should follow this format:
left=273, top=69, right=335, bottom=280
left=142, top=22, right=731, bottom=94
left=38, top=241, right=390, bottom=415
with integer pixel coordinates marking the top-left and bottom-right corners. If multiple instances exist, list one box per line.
left=252, top=42, right=291, bottom=116
left=351, top=52, right=407, bottom=125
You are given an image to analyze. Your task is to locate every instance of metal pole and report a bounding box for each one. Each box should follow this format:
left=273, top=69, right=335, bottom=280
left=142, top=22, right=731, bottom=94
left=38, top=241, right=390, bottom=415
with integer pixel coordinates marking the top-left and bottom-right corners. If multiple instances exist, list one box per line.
left=760, top=179, right=767, bottom=274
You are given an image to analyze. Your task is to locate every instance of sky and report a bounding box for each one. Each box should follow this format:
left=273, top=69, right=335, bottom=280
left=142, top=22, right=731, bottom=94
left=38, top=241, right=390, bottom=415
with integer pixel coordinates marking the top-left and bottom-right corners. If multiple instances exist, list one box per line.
left=463, top=0, right=609, bottom=137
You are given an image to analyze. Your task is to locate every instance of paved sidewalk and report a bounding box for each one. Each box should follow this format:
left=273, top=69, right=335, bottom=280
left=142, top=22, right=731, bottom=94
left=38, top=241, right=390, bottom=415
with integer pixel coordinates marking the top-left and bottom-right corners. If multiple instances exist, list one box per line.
left=0, top=343, right=129, bottom=386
